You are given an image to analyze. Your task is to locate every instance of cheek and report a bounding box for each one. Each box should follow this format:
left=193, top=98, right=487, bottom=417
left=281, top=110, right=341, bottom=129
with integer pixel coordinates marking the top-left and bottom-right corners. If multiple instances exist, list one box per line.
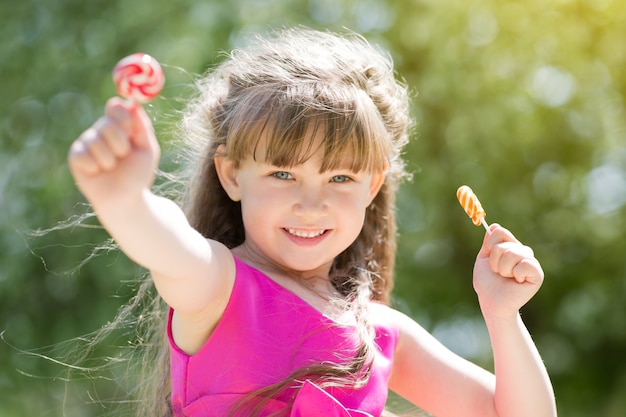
left=239, top=187, right=285, bottom=221
left=336, top=196, right=368, bottom=224
left=337, top=185, right=375, bottom=209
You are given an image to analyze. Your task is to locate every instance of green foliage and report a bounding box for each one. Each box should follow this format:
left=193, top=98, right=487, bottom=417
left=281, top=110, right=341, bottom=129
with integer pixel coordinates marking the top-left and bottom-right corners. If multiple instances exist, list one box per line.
left=1, top=0, right=626, bottom=416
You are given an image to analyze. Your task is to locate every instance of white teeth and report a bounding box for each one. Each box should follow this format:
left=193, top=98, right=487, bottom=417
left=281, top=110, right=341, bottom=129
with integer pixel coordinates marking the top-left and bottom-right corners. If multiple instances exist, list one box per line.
left=287, top=229, right=326, bottom=238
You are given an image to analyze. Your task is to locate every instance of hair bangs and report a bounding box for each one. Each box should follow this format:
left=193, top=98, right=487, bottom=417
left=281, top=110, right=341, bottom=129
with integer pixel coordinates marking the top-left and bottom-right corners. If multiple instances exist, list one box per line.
left=225, top=82, right=391, bottom=173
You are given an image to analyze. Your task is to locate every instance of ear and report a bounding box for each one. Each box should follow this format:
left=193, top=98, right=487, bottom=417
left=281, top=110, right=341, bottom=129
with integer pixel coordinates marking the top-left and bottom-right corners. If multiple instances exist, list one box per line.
left=367, top=171, right=386, bottom=206
left=214, top=144, right=242, bottom=202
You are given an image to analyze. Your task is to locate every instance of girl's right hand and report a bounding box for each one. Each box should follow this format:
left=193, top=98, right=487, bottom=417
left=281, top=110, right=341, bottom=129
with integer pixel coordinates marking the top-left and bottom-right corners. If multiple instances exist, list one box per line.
left=68, top=97, right=161, bottom=210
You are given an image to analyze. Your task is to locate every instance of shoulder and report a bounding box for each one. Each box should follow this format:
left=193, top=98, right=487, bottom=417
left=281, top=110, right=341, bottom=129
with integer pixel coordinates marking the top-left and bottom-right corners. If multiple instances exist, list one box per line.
left=367, top=301, right=399, bottom=328
left=169, top=243, right=236, bottom=355
left=367, top=302, right=421, bottom=336
left=366, top=302, right=402, bottom=352
left=385, top=307, right=453, bottom=363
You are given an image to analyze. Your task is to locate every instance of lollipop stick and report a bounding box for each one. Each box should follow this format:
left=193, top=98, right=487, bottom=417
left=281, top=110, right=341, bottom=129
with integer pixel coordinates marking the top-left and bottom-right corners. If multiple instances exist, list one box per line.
left=481, top=218, right=491, bottom=234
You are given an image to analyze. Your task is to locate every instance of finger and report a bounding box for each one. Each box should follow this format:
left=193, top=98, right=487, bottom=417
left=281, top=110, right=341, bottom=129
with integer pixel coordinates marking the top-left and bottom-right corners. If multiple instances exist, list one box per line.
left=104, top=97, right=134, bottom=136
left=130, top=103, right=160, bottom=156
left=77, top=125, right=117, bottom=171
left=105, top=98, right=159, bottom=155
left=489, top=243, right=511, bottom=277
left=490, top=243, right=534, bottom=278
left=94, top=117, right=131, bottom=158
left=478, top=224, right=520, bottom=257
left=68, top=131, right=101, bottom=176
left=512, top=257, right=544, bottom=285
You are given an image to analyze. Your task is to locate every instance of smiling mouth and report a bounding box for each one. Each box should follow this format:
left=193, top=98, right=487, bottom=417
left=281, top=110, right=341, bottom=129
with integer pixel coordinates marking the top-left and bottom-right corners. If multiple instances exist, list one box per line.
left=285, top=228, right=328, bottom=238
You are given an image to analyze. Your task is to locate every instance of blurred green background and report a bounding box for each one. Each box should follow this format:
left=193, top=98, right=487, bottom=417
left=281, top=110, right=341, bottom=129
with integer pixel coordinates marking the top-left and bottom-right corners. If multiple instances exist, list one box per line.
left=2, top=0, right=626, bottom=416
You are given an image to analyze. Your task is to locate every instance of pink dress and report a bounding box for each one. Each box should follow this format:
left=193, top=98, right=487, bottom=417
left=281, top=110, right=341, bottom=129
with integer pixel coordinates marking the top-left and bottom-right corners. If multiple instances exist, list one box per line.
left=168, top=257, right=399, bottom=416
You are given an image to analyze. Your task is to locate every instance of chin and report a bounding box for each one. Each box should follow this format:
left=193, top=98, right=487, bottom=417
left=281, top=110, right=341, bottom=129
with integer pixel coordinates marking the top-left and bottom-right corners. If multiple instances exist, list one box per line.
left=277, top=256, right=333, bottom=274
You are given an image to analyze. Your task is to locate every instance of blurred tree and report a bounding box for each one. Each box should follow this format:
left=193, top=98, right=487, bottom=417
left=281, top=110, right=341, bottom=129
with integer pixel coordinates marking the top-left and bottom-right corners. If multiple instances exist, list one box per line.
left=1, top=0, right=625, bottom=416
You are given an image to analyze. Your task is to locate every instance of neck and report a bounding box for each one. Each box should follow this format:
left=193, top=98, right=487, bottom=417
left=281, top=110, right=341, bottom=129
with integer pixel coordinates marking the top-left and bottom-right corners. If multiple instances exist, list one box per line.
left=231, top=243, right=348, bottom=310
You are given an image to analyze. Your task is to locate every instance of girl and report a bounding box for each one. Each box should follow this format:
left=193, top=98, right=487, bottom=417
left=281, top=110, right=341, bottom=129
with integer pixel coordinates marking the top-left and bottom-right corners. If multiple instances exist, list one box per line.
left=68, top=28, right=557, bottom=417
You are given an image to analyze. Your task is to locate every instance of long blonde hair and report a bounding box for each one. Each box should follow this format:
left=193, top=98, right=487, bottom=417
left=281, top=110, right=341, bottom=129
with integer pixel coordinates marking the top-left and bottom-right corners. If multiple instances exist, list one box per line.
left=127, top=28, right=411, bottom=417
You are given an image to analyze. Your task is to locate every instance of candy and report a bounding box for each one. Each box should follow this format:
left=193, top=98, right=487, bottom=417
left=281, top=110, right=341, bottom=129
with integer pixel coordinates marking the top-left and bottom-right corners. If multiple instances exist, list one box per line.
left=112, top=53, right=165, bottom=103
left=456, top=185, right=489, bottom=232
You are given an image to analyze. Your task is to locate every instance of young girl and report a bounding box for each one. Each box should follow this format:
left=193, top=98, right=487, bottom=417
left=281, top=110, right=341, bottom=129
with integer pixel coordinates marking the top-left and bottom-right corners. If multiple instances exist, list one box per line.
left=67, top=28, right=557, bottom=417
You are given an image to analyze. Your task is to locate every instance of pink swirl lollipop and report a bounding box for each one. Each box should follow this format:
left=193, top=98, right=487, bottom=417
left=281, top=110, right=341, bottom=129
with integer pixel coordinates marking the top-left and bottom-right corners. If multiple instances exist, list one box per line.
left=112, top=53, right=165, bottom=103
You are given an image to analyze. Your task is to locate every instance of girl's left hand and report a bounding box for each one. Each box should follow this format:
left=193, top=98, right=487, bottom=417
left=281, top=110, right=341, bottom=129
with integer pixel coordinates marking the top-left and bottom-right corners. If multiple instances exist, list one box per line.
left=473, top=224, right=544, bottom=320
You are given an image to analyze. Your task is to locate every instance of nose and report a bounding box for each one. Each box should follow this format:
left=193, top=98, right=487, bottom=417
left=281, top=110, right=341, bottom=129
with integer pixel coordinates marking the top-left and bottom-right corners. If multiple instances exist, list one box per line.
left=292, top=185, right=328, bottom=220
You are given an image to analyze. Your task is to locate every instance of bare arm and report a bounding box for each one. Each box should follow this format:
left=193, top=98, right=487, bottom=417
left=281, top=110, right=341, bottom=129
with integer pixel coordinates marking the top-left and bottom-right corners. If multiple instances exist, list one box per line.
left=388, top=310, right=498, bottom=417
left=474, top=225, right=556, bottom=417
left=68, top=98, right=234, bottom=325
left=389, top=225, right=556, bottom=417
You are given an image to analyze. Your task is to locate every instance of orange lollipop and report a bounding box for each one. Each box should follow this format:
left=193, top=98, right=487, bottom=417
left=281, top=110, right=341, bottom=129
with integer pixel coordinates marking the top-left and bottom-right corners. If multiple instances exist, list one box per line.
left=456, top=185, right=490, bottom=232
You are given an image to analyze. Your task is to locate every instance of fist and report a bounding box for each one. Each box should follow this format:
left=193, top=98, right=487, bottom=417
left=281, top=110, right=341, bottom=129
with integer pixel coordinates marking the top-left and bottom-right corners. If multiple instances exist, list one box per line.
left=68, top=97, right=160, bottom=209
left=473, top=224, right=544, bottom=319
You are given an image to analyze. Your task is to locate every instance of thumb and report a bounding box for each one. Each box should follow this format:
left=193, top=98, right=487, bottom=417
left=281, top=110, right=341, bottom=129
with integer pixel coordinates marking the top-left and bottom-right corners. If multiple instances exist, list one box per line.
left=476, top=223, right=498, bottom=259
left=105, top=97, right=160, bottom=155
left=477, top=223, right=520, bottom=258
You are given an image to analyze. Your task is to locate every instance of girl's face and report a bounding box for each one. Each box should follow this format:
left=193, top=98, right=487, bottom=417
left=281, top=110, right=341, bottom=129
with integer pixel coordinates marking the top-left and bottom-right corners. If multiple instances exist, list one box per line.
left=216, top=139, right=385, bottom=277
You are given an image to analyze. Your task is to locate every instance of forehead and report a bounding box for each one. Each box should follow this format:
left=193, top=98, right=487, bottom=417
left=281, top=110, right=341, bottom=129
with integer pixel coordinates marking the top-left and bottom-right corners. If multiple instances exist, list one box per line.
left=250, top=123, right=359, bottom=170
left=224, top=83, right=391, bottom=173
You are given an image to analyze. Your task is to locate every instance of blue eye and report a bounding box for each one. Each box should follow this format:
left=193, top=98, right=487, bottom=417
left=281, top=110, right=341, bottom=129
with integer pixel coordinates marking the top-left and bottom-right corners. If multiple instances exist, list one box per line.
left=273, top=171, right=292, bottom=180
left=331, top=175, right=351, bottom=183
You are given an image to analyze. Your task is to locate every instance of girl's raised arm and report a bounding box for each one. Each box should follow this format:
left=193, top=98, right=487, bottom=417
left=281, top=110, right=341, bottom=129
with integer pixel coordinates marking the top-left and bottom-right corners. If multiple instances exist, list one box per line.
left=388, top=224, right=556, bottom=417
left=473, top=224, right=557, bottom=417
left=68, top=98, right=235, bottom=321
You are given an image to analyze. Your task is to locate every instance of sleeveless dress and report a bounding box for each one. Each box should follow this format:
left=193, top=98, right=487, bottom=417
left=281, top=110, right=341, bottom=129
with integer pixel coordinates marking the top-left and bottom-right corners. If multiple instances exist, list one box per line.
left=168, top=257, right=399, bottom=417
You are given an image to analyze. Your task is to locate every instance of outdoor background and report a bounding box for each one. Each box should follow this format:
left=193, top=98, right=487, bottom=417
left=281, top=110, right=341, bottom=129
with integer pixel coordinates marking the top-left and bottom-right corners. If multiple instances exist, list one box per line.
left=2, top=0, right=626, bottom=416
